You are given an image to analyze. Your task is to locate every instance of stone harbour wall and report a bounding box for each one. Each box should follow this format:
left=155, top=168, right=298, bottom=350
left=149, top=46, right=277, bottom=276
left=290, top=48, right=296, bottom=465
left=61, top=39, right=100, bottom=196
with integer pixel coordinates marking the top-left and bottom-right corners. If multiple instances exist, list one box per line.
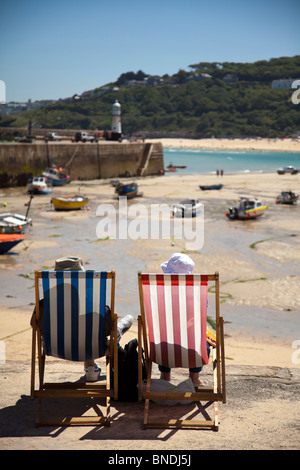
left=0, top=141, right=164, bottom=185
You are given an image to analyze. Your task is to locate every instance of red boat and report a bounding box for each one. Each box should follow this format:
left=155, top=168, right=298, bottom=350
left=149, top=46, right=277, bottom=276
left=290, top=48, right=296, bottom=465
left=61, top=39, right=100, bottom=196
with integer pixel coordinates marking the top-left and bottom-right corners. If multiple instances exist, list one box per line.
left=0, top=234, right=24, bottom=254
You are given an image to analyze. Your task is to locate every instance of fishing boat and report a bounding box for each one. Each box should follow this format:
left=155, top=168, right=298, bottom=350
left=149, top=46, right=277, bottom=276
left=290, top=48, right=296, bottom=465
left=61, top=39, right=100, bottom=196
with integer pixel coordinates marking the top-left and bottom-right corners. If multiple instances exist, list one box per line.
left=115, top=182, right=139, bottom=199
left=164, top=167, right=177, bottom=172
left=200, top=184, right=223, bottom=190
left=225, top=196, right=267, bottom=220
left=0, top=213, right=32, bottom=234
left=27, top=176, right=53, bottom=195
left=167, top=163, right=187, bottom=170
left=276, top=191, right=298, bottom=205
left=0, top=234, right=24, bottom=254
left=51, top=195, right=89, bottom=211
left=277, top=166, right=298, bottom=175
left=172, top=199, right=203, bottom=217
left=42, top=167, right=71, bottom=185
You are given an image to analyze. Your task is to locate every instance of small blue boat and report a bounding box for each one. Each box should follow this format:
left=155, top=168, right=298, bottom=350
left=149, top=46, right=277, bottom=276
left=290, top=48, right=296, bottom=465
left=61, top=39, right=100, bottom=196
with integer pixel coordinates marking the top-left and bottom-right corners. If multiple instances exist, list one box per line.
left=200, top=184, right=223, bottom=190
left=115, top=182, right=139, bottom=199
left=42, top=167, right=71, bottom=186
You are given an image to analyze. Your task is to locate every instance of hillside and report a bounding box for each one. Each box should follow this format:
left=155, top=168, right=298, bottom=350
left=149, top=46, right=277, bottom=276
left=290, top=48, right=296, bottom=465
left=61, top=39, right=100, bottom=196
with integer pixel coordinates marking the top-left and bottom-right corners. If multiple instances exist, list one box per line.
left=1, top=56, right=300, bottom=138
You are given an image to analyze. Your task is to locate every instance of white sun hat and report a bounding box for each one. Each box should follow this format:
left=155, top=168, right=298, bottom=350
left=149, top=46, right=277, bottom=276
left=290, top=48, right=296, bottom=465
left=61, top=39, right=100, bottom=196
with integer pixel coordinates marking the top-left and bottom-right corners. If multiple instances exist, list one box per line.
left=161, top=252, right=195, bottom=274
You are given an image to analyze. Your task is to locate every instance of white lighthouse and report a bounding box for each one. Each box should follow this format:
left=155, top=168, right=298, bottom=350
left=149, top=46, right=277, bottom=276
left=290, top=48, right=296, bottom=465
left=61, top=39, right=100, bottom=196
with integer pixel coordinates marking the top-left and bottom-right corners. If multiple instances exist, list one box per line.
left=111, top=100, right=122, bottom=141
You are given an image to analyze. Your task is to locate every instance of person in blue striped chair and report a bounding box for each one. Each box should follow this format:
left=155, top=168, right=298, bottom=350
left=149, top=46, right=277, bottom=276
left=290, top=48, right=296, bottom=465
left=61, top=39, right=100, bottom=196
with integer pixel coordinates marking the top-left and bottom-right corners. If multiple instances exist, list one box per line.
left=31, top=256, right=133, bottom=382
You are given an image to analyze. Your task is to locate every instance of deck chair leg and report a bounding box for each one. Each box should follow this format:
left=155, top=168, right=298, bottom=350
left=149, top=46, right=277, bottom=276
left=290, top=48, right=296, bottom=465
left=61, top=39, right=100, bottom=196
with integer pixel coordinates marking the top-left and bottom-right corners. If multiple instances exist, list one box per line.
left=30, top=321, right=36, bottom=399
left=213, top=401, right=219, bottom=431
left=138, top=315, right=143, bottom=401
left=105, top=360, right=111, bottom=426
left=220, top=316, right=226, bottom=403
left=212, top=347, right=220, bottom=430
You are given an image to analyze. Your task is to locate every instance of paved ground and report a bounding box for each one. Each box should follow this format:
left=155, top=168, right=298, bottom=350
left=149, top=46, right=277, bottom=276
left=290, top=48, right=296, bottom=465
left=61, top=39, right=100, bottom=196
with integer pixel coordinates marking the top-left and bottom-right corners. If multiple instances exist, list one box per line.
left=0, top=359, right=299, bottom=451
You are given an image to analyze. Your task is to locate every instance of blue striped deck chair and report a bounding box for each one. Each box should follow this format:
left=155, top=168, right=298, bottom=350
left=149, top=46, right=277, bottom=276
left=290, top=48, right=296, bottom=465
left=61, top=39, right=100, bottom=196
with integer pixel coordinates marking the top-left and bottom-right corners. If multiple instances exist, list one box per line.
left=137, top=272, right=226, bottom=431
left=30, top=269, right=118, bottom=427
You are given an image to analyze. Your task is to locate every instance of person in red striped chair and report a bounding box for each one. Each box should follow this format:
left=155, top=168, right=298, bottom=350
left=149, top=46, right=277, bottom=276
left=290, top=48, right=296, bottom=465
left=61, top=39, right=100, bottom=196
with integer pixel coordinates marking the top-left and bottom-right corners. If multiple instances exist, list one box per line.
left=158, top=253, right=215, bottom=386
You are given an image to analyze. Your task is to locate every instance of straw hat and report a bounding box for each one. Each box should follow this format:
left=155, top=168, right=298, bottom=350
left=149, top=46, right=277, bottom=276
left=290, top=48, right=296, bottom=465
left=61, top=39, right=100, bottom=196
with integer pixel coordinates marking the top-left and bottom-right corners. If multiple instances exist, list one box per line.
left=55, top=256, right=85, bottom=271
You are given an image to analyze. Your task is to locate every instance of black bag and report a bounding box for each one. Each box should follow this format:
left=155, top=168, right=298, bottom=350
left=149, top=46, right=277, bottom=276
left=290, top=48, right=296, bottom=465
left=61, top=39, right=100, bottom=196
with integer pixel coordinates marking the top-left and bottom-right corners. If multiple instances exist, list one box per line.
left=113, top=339, right=147, bottom=402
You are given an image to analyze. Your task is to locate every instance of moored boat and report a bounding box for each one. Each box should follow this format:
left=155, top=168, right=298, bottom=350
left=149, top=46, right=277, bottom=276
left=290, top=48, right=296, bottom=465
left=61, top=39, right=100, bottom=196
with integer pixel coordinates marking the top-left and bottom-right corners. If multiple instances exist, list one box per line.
left=51, top=195, right=89, bottom=211
left=0, top=234, right=24, bottom=254
left=27, top=176, right=53, bottom=195
left=277, top=166, right=298, bottom=175
left=225, top=196, right=267, bottom=220
left=172, top=199, right=203, bottom=217
left=167, top=163, right=187, bottom=170
left=164, top=167, right=177, bottom=172
left=42, top=167, right=71, bottom=185
left=115, top=182, right=139, bottom=199
left=276, top=191, right=298, bottom=204
left=0, top=213, right=32, bottom=234
left=200, top=184, right=223, bottom=190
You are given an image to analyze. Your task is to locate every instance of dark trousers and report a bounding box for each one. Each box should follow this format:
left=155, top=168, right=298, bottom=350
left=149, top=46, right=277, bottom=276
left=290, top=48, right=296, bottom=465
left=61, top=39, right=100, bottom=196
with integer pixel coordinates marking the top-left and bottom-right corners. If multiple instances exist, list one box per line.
left=159, top=341, right=211, bottom=373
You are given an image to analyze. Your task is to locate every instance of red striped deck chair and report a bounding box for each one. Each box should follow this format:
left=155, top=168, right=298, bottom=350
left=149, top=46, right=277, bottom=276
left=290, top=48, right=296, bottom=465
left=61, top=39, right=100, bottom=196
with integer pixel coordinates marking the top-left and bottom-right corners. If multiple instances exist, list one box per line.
left=30, top=269, right=118, bottom=426
left=138, top=272, right=226, bottom=431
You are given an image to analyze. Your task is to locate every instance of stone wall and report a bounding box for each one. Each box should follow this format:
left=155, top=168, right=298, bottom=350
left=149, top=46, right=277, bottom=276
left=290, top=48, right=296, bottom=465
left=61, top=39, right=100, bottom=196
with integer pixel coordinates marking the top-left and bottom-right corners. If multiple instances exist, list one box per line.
left=0, top=141, right=164, bottom=184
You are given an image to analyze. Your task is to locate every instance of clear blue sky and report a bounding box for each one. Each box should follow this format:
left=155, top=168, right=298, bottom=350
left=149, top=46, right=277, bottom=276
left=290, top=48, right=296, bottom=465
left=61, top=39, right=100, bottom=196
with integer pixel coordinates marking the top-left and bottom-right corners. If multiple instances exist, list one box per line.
left=0, top=0, right=299, bottom=102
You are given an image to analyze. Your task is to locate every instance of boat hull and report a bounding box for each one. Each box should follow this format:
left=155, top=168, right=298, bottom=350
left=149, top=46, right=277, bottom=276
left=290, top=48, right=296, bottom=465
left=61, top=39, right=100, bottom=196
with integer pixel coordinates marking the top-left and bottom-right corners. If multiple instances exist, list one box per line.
left=200, top=184, right=223, bottom=190
left=51, top=177, right=71, bottom=186
left=52, top=196, right=89, bottom=211
left=0, top=234, right=24, bottom=253
left=28, top=186, right=52, bottom=195
left=226, top=207, right=267, bottom=220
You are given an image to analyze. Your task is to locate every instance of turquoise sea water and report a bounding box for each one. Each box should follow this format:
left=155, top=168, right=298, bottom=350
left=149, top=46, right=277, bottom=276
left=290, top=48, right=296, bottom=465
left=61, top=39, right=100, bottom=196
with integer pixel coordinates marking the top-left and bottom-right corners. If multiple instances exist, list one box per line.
left=164, top=147, right=300, bottom=175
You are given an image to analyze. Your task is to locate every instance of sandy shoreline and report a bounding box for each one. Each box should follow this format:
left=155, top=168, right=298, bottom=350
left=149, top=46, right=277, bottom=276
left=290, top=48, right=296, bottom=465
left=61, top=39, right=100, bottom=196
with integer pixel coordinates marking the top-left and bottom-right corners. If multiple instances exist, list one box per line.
left=147, top=136, right=300, bottom=152
left=0, top=169, right=300, bottom=449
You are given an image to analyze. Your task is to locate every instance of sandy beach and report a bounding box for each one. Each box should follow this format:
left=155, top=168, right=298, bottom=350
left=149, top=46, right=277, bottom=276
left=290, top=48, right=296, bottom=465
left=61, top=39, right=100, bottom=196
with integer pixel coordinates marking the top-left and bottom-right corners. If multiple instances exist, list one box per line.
left=148, top=136, right=300, bottom=152
left=0, top=140, right=300, bottom=450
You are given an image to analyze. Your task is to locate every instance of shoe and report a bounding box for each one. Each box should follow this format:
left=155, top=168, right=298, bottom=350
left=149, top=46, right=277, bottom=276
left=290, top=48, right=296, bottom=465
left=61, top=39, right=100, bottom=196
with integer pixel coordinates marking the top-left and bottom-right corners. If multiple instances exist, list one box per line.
left=117, top=315, right=134, bottom=341
left=85, top=363, right=101, bottom=382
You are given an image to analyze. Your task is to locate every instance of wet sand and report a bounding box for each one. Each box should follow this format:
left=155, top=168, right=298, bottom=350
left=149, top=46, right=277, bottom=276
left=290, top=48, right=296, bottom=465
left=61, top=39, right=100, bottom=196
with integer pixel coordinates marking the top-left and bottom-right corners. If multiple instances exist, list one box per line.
left=0, top=170, right=300, bottom=450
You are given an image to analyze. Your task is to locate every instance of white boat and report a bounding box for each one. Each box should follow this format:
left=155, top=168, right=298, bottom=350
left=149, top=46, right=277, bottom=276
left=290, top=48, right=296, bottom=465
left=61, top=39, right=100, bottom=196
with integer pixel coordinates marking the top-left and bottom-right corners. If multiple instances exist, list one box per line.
left=0, top=213, right=32, bottom=234
left=226, top=196, right=267, bottom=220
left=172, top=199, right=202, bottom=217
left=276, top=191, right=298, bottom=205
left=27, top=176, right=53, bottom=195
left=277, top=166, right=298, bottom=175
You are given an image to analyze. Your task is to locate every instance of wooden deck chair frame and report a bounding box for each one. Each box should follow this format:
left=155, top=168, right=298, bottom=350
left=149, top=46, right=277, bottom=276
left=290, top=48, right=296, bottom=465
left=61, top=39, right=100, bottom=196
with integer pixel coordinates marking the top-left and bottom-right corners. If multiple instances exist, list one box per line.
left=138, top=271, right=226, bottom=431
left=30, top=269, right=118, bottom=427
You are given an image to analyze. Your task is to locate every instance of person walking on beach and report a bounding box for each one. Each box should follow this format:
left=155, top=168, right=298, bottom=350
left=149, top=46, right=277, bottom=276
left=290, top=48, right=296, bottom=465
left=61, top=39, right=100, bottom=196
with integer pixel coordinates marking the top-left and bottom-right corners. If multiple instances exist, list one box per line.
left=158, top=253, right=214, bottom=386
